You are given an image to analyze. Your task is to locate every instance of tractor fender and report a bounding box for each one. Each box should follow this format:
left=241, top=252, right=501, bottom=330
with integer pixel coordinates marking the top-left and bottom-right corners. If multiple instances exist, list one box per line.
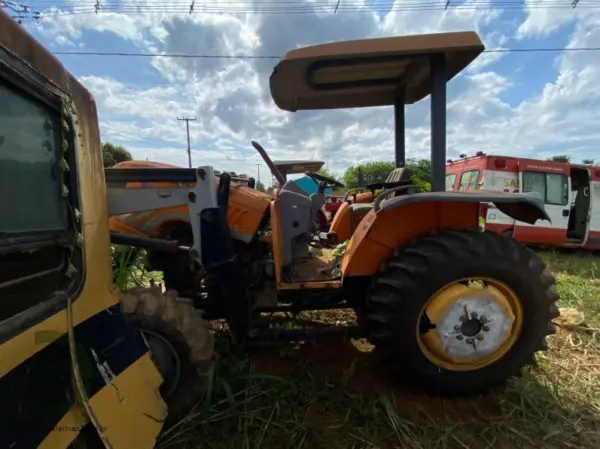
left=378, top=190, right=549, bottom=225
left=341, top=191, right=548, bottom=277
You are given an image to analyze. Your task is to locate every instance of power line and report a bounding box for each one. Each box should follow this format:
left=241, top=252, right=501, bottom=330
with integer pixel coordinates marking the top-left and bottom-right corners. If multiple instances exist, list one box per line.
left=23, top=0, right=600, bottom=6
left=51, top=47, right=600, bottom=60
left=16, top=0, right=600, bottom=19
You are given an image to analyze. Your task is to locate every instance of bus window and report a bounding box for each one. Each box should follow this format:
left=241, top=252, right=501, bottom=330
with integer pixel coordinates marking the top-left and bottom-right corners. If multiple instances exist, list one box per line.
left=459, top=170, right=480, bottom=191
left=445, top=173, right=456, bottom=191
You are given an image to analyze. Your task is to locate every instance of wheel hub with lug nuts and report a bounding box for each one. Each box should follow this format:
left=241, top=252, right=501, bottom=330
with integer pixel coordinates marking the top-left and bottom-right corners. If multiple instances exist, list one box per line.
left=417, top=279, right=523, bottom=371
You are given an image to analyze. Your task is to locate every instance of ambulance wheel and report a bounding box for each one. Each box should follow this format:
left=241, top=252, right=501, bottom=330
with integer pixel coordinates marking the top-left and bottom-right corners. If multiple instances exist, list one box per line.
left=120, top=288, right=214, bottom=416
left=366, top=229, right=560, bottom=396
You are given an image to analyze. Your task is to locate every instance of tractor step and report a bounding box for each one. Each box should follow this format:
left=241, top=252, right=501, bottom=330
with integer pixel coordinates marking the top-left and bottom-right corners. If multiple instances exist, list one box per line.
left=246, top=325, right=364, bottom=346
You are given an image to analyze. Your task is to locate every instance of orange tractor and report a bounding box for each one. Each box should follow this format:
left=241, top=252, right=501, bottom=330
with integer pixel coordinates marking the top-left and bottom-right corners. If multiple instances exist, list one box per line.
left=106, top=30, right=559, bottom=409
left=108, top=143, right=339, bottom=296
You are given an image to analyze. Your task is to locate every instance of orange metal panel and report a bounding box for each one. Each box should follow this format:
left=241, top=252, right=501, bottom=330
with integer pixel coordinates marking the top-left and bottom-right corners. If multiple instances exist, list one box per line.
left=329, top=202, right=352, bottom=242
left=270, top=201, right=283, bottom=285
left=342, top=201, right=478, bottom=276
left=108, top=216, right=149, bottom=237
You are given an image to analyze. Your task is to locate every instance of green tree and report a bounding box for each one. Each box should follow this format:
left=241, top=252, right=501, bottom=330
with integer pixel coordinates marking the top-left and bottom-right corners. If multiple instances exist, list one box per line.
left=343, top=161, right=395, bottom=188
left=583, top=158, right=599, bottom=166
left=102, top=142, right=133, bottom=167
left=405, top=158, right=431, bottom=190
left=342, top=159, right=432, bottom=190
left=547, top=155, right=571, bottom=163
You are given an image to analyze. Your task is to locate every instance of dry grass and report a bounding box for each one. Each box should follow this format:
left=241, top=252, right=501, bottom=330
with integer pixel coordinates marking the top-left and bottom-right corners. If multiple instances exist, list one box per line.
left=158, top=249, right=600, bottom=449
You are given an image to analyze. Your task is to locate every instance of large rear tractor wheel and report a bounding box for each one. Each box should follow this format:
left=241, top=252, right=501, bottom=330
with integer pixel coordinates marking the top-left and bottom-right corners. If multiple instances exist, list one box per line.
left=367, top=229, right=560, bottom=397
left=119, top=288, right=214, bottom=416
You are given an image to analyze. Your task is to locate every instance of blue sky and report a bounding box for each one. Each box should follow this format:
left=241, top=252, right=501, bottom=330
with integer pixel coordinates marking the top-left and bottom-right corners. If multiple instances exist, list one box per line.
left=6, top=0, right=600, bottom=175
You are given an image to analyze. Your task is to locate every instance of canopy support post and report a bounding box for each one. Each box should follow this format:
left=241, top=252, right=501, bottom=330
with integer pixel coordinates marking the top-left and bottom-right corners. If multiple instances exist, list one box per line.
left=430, top=53, right=447, bottom=192
left=393, top=89, right=406, bottom=168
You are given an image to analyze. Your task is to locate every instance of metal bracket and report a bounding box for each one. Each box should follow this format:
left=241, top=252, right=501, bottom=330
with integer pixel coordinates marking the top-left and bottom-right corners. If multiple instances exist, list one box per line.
left=188, top=167, right=218, bottom=266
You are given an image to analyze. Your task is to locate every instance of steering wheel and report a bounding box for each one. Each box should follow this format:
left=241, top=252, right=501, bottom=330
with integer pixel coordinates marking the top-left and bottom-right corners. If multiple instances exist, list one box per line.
left=305, top=171, right=345, bottom=192
left=251, top=141, right=286, bottom=187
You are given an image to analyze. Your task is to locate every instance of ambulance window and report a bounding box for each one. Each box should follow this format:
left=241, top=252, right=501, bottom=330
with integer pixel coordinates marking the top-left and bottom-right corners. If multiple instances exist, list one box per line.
left=459, top=170, right=480, bottom=191
left=522, top=172, right=545, bottom=199
left=522, top=172, right=568, bottom=206
left=546, top=173, right=568, bottom=205
left=445, top=174, right=456, bottom=191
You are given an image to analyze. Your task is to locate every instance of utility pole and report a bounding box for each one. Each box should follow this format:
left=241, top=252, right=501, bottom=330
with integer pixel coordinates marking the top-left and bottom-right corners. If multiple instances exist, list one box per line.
left=255, top=164, right=261, bottom=185
left=177, top=116, right=196, bottom=168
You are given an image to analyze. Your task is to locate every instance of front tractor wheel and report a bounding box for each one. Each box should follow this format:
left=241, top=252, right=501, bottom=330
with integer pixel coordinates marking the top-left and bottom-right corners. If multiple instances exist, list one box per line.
left=119, top=288, right=214, bottom=416
left=367, top=229, right=560, bottom=397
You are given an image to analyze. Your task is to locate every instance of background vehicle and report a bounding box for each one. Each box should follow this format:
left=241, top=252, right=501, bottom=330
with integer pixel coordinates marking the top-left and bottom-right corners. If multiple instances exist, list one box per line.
left=446, top=153, right=600, bottom=249
left=0, top=10, right=172, bottom=448
left=251, top=140, right=341, bottom=229
left=108, top=143, right=337, bottom=295
left=109, top=30, right=560, bottom=402
left=272, top=158, right=334, bottom=228
left=324, top=194, right=345, bottom=217
left=272, top=159, right=325, bottom=184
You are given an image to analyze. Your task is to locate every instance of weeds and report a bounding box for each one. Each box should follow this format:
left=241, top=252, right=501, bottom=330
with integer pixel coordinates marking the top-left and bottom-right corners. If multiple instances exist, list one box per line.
left=150, top=249, right=600, bottom=449
left=113, top=245, right=600, bottom=448
left=112, top=245, right=161, bottom=291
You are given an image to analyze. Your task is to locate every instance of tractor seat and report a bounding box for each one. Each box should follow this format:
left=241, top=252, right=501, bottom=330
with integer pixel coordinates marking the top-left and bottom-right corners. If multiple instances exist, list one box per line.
left=349, top=203, right=375, bottom=214
left=347, top=167, right=414, bottom=229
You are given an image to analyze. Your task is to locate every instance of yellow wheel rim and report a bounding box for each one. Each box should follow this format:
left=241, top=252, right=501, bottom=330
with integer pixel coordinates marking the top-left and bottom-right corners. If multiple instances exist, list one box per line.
left=416, top=277, right=524, bottom=371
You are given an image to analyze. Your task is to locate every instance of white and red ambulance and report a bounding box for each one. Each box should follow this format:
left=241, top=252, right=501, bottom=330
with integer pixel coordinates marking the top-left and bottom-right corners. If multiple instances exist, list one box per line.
left=446, top=152, right=600, bottom=250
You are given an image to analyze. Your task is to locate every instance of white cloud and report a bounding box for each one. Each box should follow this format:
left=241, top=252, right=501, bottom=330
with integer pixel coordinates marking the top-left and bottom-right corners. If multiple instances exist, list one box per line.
left=517, top=2, right=578, bottom=39
left=31, top=0, right=600, bottom=176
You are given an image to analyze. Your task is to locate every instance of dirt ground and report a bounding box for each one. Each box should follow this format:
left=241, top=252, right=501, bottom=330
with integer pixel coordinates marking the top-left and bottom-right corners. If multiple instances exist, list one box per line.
left=158, top=249, right=600, bottom=449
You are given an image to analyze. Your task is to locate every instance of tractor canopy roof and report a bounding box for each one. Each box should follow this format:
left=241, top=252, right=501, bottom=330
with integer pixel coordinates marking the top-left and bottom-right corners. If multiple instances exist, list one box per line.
left=272, top=160, right=325, bottom=175
left=269, top=31, right=484, bottom=111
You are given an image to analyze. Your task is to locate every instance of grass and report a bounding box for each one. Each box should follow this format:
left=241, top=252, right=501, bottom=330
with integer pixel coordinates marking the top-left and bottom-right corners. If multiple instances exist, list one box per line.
left=153, top=249, right=600, bottom=449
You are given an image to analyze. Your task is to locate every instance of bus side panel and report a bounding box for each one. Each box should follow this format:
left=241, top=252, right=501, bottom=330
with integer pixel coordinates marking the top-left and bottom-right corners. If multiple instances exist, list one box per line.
left=0, top=10, right=167, bottom=448
left=0, top=301, right=165, bottom=449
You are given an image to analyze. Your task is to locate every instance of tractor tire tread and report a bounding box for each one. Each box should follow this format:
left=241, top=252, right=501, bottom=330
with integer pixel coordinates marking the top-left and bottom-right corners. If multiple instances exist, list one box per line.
left=366, top=229, right=559, bottom=397
left=119, top=287, right=214, bottom=416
